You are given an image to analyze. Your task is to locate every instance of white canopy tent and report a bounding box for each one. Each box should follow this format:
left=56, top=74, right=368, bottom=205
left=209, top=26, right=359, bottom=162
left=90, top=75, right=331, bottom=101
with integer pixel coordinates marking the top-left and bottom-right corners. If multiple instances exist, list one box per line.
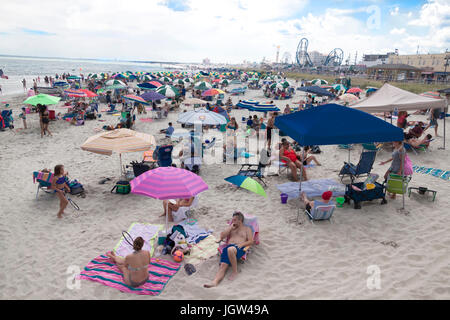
left=351, top=83, right=448, bottom=149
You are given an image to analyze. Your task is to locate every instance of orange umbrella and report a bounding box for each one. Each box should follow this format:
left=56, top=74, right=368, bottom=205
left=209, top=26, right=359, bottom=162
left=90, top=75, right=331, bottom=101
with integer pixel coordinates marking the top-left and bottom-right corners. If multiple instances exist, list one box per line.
left=79, top=89, right=98, bottom=97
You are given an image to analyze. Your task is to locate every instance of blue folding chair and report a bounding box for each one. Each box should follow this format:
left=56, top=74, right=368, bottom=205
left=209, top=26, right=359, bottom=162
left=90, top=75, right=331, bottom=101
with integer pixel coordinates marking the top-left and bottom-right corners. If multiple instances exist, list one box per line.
left=154, top=145, right=173, bottom=167
left=339, top=150, right=377, bottom=183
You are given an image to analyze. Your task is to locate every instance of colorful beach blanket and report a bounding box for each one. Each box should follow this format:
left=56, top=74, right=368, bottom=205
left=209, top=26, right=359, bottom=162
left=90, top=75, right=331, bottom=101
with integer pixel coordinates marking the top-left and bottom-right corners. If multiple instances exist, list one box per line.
left=276, top=179, right=346, bottom=199
left=78, top=254, right=180, bottom=295
left=178, top=218, right=212, bottom=244
left=114, top=223, right=163, bottom=258
left=184, top=235, right=219, bottom=266
left=412, top=165, right=450, bottom=181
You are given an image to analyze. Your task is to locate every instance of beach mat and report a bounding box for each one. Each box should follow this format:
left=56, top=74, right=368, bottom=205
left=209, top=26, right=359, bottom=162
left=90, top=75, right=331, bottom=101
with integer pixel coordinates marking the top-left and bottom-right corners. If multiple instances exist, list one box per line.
left=276, top=179, right=346, bottom=199
left=114, top=223, right=163, bottom=258
left=78, top=254, right=180, bottom=295
left=184, top=235, right=219, bottom=267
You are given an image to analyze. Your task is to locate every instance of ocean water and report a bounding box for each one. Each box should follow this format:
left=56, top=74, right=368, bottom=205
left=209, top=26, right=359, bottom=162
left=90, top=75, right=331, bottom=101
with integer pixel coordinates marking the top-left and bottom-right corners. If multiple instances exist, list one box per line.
left=0, top=56, right=187, bottom=96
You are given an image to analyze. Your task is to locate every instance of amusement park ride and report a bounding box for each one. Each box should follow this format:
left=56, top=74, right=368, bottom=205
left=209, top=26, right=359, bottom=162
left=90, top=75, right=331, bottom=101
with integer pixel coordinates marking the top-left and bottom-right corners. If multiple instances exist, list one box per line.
left=295, top=38, right=344, bottom=68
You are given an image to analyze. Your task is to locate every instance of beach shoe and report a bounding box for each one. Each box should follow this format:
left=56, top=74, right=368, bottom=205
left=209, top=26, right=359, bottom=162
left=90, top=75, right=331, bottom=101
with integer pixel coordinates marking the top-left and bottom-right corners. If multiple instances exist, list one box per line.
left=99, top=177, right=111, bottom=184
left=184, top=263, right=196, bottom=276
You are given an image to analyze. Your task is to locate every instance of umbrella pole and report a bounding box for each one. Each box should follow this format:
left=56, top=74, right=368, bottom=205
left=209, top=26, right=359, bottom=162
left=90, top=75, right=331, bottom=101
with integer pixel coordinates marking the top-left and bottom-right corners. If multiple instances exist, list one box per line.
left=439, top=113, right=446, bottom=150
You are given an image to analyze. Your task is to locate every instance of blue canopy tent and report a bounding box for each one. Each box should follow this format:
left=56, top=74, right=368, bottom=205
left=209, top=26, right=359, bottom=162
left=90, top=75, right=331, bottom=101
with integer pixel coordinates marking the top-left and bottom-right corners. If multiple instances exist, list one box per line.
left=297, top=85, right=335, bottom=98
left=274, top=103, right=406, bottom=209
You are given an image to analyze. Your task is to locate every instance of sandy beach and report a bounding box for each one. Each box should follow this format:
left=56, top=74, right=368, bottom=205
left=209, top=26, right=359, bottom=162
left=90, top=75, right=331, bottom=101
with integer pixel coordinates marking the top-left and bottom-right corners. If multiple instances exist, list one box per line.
left=0, top=82, right=449, bottom=300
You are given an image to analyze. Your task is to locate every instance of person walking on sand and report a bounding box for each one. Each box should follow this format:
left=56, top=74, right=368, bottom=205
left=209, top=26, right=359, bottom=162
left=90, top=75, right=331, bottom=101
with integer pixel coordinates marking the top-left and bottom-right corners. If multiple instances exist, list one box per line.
left=22, top=78, right=27, bottom=92
left=204, top=211, right=253, bottom=288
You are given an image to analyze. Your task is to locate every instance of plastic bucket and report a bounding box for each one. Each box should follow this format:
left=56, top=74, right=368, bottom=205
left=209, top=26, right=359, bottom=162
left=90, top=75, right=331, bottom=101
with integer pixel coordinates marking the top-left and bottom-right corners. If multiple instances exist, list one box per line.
left=26, top=107, right=31, bottom=114
left=280, top=193, right=288, bottom=204
left=336, top=197, right=345, bottom=207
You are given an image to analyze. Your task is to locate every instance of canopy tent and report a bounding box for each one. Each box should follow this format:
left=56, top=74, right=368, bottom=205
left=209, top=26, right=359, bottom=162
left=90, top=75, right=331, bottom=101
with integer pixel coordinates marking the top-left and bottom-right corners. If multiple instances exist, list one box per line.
left=297, top=86, right=335, bottom=97
left=274, top=103, right=406, bottom=209
left=274, top=104, right=403, bottom=146
left=351, top=83, right=448, bottom=149
left=351, top=83, right=446, bottom=112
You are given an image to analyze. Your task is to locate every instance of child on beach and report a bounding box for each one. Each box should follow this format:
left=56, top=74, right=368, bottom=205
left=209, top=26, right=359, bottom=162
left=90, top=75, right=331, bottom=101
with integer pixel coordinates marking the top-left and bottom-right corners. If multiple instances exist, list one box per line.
left=19, top=107, right=27, bottom=129
left=51, top=165, right=71, bottom=219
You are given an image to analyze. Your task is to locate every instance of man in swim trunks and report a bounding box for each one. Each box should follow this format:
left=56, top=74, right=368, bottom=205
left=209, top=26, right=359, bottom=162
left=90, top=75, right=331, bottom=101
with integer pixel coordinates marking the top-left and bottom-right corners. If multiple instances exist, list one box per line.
left=204, top=211, right=253, bottom=288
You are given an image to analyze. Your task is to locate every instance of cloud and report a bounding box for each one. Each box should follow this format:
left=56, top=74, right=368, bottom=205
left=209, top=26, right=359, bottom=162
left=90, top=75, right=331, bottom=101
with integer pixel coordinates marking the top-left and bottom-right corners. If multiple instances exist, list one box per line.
left=390, top=6, right=399, bottom=16
left=21, top=28, right=56, bottom=36
left=390, top=28, right=406, bottom=35
left=160, top=0, right=191, bottom=12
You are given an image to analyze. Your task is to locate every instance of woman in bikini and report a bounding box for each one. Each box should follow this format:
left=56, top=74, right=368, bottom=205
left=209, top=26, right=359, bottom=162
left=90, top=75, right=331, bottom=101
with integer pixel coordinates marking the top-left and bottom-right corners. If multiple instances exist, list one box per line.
left=51, top=164, right=70, bottom=219
left=297, top=146, right=322, bottom=166
left=41, top=105, right=52, bottom=137
left=106, top=237, right=151, bottom=288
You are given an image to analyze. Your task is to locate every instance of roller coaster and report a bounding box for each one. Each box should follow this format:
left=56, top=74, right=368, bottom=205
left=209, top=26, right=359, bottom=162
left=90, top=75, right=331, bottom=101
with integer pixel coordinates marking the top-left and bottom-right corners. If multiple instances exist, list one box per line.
left=295, top=37, right=343, bottom=67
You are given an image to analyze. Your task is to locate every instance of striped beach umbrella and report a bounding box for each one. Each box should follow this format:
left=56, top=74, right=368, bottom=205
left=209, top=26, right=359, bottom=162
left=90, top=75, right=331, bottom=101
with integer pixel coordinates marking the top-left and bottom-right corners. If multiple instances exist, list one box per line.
left=160, top=76, right=172, bottom=83
left=172, top=79, right=185, bottom=85
left=220, top=79, right=230, bottom=85
left=130, top=166, right=208, bottom=232
left=250, top=103, right=280, bottom=112
left=64, top=89, right=87, bottom=98
left=177, top=109, right=227, bottom=126
left=225, top=175, right=266, bottom=197
left=339, top=93, right=359, bottom=104
left=156, top=85, right=179, bottom=98
left=420, top=91, right=441, bottom=99
left=278, top=80, right=290, bottom=88
left=184, top=78, right=194, bottom=84
left=139, top=91, right=167, bottom=101
left=270, top=82, right=284, bottom=90
left=194, top=81, right=212, bottom=91
left=201, top=88, right=225, bottom=97
left=332, top=84, right=347, bottom=91
left=105, top=79, right=126, bottom=87
left=123, top=94, right=149, bottom=105
left=311, top=79, right=328, bottom=85
left=79, top=89, right=98, bottom=97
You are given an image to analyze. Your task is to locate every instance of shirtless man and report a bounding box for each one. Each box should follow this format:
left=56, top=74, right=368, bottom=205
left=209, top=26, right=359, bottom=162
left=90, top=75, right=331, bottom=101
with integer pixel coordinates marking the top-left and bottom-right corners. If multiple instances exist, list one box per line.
left=204, top=211, right=253, bottom=288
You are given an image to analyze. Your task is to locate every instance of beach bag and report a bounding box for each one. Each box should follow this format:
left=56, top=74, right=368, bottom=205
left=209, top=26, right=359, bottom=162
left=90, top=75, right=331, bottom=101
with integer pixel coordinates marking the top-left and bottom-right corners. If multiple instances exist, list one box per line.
left=311, top=145, right=321, bottom=154
left=68, top=179, right=84, bottom=195
left=111, top=180, right=131, bottom=194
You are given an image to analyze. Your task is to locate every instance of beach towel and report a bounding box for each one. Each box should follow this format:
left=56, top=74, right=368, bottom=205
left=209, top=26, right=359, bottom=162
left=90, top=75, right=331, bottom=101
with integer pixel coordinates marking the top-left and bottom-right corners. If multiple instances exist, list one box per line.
left=114, top=223, right=163, bottom=258
left=178, top=218, right=213, bottom=244
left=78, top=254, right=180, bottom=295
left=412, top=165, right=450, bottom=181
left=276, top=179, right=346, bottom=199
left=184, top=235, right=220, bottom=266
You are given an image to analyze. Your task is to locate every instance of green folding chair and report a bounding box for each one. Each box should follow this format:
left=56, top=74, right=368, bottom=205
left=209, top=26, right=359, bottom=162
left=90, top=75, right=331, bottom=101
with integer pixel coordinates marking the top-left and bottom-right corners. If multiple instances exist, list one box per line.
left=386, top=174, right=411, bottom=195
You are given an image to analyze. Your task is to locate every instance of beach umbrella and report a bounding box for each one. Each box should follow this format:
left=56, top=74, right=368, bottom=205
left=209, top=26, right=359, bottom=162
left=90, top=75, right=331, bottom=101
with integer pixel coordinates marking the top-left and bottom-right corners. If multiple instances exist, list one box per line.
left=160, top=76, right=172, bottom=83
left=194, top=81, right=212, bottom=91
left=220, top=79, right=230, bottom=85
left=365, top=87, right=378, bottom=94
left=278, top=80, right=290, bottom=88
left=177, top=109, right=227, bottom=126
left=24, top=93, right=61, bottom=106
left=130, top=166, right=208, bottom=232
left=105, top=84, right=127, bottom=90
left=137, top=81, right=162, bottom=90
left=311, top=79, right=328, bottom=85
left=270, top=82, right=284, bottom=90
left=332, top=84, right=347, bottom=91
left=123, top=94, right=150, bottom=105
left=339, top=93, right=359, bottom=104
left=184, top=78, right=194, bottom=84
left=201, top=88, right=225, bottom=97
left=182, top=98, right=208, bottom=106
left=173, top=79, right=185, bottom=86
left=113, top=73, right=128, bottom=79
left=89, top=73, right=104, bottom=79
left=212, top=106, right=230, bottom=121
left=346, top=87, right=363, bottom=94
left=139, top=91, right=166, bottom=101
left=79, top=89, right=98, bottom=97
left=224, top=175, right=266, bottom=197
left=420, top=91, right=441, bottom=99
left=156, top=85, right=179, bottom=98
left=67, top=75, right=81, bottom=80
left=105, top=79, right=126, bottom=87
left=53, top=81, right=69, bottom=88
left=64, top=89, right=88, bottom=98
left=250, top=103, right=280, bottom=112
left=142, top=75, right=153, bottom=81
left=81, top=128, right=155, bottom=174
left=248, top=77, right=259, bottom=82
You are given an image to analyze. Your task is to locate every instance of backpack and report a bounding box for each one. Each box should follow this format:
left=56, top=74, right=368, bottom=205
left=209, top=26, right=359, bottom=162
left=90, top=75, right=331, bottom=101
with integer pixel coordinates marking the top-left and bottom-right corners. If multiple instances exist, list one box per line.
left=111, top=180, right=131, bottom=194
left=68, top=179, right=84, bottom=195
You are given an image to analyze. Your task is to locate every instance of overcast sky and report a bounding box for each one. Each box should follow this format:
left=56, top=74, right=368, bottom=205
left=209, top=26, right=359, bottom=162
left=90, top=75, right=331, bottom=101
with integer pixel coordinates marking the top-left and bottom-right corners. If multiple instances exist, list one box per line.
left=0, top=0, right=449, bottom=64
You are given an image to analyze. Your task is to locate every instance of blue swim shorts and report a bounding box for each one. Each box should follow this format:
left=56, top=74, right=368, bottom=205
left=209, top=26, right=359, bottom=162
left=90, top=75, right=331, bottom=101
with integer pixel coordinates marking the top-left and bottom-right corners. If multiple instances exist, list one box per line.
left=220, top=244, right=246, bottom=265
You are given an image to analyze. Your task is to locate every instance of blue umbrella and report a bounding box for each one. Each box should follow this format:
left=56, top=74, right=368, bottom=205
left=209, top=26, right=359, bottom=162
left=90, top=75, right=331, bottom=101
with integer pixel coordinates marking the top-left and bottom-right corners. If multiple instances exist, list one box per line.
left=250, top=103, right=280, bottom=112
left=140, top=91, right=166, bottom=101
left=137, top=82, right=160, bottom=90
left=297, top=85, right=335, bottom=97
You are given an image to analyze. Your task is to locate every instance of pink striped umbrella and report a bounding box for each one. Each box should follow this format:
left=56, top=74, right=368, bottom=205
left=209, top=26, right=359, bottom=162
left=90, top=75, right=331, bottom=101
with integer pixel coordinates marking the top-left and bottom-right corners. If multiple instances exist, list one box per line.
left=130, top=166, right=208, bottom=200
left=130, top=167, right=208, bottom=232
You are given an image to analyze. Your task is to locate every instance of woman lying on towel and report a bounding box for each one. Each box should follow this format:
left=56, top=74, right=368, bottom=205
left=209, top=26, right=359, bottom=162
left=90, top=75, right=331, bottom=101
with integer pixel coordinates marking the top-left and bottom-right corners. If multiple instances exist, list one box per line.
left=106, top=237, right=151, bottom=288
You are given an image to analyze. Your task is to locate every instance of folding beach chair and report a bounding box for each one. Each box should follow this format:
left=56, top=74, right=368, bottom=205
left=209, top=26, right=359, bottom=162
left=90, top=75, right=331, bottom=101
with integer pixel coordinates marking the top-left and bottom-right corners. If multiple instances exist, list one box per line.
left=33, top=171, right=80, bottom=210
left=154, top=145, right=174, bottom=167
left=171, top=196, right=200, bottom=222
left=142, top=149, right=157, bottom=168
left=300, top=204, right=336, bottom=224
left=339, top=150, right=377, bottom=183
left=237, top=161, right=268, bottom=187
left=404, top=139, right=433, bottom=155
left=385, top=173, right=411, bottom=195
left=217, top=213, right=259, bottom=263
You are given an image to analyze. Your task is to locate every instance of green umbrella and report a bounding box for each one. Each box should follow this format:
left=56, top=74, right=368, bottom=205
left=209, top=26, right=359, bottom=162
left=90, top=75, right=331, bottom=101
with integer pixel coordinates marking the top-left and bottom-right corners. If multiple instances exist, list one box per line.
left=156, top=85, right=179, bottom=98
left=224, top=175, right=266, bottom=197
left=105, top=84, right=127, bottom=90
left=194, top=81, right=212, bottom=91
left=311, top=79, right=328, bottom=85
left=332, top=84, right=346, bottom=91
left=278, top=80, right=290, bottom=88
left=24, top=94, right=61, bottom=106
